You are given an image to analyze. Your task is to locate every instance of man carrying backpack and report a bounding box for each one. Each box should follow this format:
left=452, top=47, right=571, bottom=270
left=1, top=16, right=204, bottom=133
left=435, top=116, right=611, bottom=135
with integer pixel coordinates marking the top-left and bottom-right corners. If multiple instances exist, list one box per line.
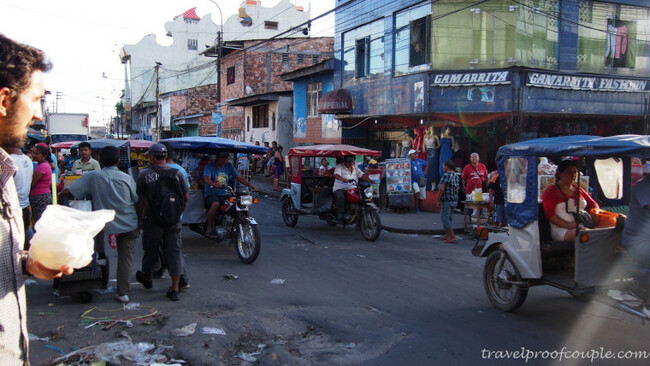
left=135, top=143, right=189, bottom=301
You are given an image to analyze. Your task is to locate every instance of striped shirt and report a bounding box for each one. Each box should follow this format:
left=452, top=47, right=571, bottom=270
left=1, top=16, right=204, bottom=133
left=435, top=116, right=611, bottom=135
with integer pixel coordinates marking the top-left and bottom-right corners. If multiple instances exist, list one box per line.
left=0, top=147, right=29, bottom=365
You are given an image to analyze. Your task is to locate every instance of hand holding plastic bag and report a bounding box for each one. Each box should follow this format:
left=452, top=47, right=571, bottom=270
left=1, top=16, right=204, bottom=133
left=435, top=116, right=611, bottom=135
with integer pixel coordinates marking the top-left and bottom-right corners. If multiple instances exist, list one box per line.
left=29, top=205, right=115, bottom=270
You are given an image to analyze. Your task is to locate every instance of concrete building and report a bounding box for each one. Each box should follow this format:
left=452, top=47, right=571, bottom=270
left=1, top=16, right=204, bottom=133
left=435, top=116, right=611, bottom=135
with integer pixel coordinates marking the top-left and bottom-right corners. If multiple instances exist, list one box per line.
left=330, top=0, right=650, bottom=172
left=120, top=0, right=313, bottom=139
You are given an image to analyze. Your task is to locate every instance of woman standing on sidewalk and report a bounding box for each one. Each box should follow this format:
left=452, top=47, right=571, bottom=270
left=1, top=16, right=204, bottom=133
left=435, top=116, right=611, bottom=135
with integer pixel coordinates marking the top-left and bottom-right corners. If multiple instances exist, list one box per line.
left=272, top=146, right=284, bottom=191
left=438, top=160, right=460, bottom=243
left=30, top=144, right=53, bottom=226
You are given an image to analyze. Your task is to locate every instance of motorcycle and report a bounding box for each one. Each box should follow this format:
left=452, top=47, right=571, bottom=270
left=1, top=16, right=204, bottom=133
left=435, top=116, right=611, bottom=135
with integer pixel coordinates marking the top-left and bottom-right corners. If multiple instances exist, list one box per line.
left=280, top=144, right=382, bottom=242
left=162, top=136, right=266, bottom=264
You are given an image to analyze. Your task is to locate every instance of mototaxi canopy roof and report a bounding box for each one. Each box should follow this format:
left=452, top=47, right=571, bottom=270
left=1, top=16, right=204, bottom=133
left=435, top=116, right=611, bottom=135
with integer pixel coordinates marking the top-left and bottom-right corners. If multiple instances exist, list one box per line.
left=129, top=140, right=155, bottom=150
left=288, top=144, right=381, bottom=158
left=496, top=135, right=650, bottom=229
left=51, top=141, right=81, bottom=149
left=161, top=136, right=268, bottom=154
left=71, top=139, right=130, bottom=149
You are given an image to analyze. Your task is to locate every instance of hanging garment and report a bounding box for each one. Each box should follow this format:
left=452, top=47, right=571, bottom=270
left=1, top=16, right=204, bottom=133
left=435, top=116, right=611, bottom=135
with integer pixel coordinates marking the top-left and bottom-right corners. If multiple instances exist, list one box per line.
left=439, top=137, right=453, bottom=178
left=615, top=25, right=628, bottom=59
left=605, top=24, right=617, bottom=59
left=426, top=147, right=440, bottom=190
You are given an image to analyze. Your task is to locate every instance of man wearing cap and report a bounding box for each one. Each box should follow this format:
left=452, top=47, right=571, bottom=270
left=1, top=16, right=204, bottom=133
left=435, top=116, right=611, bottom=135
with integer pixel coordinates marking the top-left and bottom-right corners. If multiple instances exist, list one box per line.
left=135, top=143, right=189, bottom=301
left=72, top=141, right=100, bottom=174
left=204, top=151, right=258, bottom=237
left=623, top=163, right=650, bottom=317
left=409, top=149, right=428, bottom=214
left=333, top=156, right=371, bottom=223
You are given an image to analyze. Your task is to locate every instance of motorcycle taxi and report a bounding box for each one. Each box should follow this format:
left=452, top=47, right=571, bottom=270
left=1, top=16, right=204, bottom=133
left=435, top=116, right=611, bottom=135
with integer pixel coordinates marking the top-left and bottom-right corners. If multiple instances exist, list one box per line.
left=279, top=144, right=382, bottom=241
left=162, top=136, right=267, bottom=264
left=473, top=135, right=650, bottom=319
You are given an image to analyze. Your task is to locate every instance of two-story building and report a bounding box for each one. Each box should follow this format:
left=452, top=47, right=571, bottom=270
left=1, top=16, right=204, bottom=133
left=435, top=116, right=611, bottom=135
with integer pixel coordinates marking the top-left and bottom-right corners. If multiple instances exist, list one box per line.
left=331, top=0, right=650, bottom=170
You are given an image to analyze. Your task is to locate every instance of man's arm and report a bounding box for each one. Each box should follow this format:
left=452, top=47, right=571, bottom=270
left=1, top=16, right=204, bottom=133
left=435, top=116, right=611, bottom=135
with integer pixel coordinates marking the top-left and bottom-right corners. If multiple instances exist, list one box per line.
left=236, top=175, right=258, bottom=191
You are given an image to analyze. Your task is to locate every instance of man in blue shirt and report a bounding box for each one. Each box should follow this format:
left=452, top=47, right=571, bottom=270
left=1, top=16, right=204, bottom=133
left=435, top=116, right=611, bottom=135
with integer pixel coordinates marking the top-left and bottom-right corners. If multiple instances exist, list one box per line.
left=204, top=151, right=258, bottom=237
left=408, top=149, right=427, bottom=214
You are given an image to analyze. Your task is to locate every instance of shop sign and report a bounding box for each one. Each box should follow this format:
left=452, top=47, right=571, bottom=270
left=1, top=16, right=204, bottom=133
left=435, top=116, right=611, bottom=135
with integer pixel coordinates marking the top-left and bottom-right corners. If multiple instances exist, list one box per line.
left=431, top=71, right=510, bottom=86
left=527, top=72, right=649, bottom=92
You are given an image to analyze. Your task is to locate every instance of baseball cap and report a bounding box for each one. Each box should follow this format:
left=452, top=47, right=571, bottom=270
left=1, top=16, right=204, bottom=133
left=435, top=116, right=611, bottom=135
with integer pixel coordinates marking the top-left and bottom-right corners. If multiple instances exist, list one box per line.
left=146, top=143, right=167, bottom=157
left=408, top=149, right=417, bottom=156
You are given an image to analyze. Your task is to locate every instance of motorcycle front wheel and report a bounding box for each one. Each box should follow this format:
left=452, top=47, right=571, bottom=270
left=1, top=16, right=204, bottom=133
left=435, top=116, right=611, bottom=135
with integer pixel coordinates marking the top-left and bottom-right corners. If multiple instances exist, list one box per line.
left=484, top=250, right=528, bottom=312
left=236, top=221, right=261, bottom=264
left=360, top=208, right=381, bottom=241
left=282, top=198, right=299, bottom=227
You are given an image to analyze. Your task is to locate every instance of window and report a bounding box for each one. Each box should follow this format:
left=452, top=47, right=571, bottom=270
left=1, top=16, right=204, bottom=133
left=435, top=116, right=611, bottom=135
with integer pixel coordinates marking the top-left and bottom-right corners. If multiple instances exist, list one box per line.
left=282, top=53, right=289, bottom=63
left=187, top=39, right=198, bottom=50
left=594, top=158, right=623, bottom=199
left=264, top=21, right=278, bottom=30
left=252, top=105, right=268, bottom=128
left=342, top=19, right=384, bottom=83
left=306, top=82, right=322, bottom=117
left=297, top=54, right=304, bottom=64
left=505, top=157, right=527, bottom=203
left=227, top=66, right=235, bottom=85
left=312, top=55, right=320, bottom=63
left=395, top=3, right=431, bottom=75
left=272, top=112, right=276, bottom=131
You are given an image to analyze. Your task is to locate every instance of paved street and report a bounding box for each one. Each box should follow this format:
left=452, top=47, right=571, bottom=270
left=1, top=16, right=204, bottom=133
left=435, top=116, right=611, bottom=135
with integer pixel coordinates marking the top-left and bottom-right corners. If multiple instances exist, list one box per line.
left=26, top=197, right=650, bottom=365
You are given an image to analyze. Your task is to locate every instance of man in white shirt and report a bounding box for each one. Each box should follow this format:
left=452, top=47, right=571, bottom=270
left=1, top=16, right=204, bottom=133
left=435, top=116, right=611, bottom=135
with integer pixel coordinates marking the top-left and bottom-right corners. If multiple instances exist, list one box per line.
left=332, top=155, right=370, bottom=223
left=7, top=147, right=33, bottom=250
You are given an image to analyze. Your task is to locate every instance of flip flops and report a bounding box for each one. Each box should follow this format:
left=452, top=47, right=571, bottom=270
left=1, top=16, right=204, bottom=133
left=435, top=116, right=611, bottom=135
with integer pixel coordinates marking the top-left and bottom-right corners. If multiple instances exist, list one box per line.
left=444, top=238, right=458, bottom=244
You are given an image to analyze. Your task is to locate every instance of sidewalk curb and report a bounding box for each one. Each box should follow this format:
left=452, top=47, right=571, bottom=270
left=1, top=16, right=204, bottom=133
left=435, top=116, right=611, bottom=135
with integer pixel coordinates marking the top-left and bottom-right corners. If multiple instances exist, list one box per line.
left=382, top=226, right=465, bottom=235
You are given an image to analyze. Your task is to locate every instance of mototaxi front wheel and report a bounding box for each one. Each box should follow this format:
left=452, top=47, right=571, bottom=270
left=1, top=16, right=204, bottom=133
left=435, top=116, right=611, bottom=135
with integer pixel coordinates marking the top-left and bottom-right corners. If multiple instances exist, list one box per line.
left=236, top=222, right=261, bottom=264
left=484, top=250, right=528, bottom=312
left=282, top=199, right=299, bottom=227
left=360, top=209, right=381, bottom=241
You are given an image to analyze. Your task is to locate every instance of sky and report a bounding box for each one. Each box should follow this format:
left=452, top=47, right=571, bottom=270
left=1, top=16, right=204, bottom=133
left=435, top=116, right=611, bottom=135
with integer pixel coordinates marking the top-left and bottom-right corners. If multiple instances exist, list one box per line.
left=0, top=0, right=334, bottom=126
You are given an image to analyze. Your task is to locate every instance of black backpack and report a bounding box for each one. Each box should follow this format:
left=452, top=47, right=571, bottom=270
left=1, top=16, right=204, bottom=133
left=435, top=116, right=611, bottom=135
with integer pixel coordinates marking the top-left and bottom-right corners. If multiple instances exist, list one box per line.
left=149, top=166, right=184, bottom=227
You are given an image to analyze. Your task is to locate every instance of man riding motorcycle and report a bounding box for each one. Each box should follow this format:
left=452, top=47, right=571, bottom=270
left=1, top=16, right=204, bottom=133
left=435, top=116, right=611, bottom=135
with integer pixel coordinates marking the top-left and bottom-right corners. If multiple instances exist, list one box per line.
left=333, top=155, right=371, bottom=224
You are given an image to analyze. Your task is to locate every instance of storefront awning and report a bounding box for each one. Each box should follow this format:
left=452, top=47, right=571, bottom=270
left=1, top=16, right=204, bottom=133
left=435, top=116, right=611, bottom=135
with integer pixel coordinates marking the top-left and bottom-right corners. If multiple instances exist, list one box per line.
left=318, top=88, right=352, bottom=114
left=431, top=112, right=510, bottom=127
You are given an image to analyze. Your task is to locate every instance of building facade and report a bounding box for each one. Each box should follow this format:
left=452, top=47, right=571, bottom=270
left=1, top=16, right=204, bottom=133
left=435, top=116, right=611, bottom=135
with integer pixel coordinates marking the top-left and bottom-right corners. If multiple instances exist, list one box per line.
left=332, top=0, right=650, bottom=169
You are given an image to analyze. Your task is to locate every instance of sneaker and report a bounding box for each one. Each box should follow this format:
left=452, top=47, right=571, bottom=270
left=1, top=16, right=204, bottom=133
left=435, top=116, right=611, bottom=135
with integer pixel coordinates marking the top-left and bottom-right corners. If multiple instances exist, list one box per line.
left=135, top=270, right=153, bottom=289
left=166, top=289, right=180, bottom=301
left=114, top=294, right=130, bottom=303
left=179, top=278, right=190, bottom=290
left=643, top=306, right=650, bottom=318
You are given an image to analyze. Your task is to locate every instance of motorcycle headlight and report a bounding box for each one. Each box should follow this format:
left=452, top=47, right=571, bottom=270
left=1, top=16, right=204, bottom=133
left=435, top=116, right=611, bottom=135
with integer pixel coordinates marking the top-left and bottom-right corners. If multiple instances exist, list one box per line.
left=364, top=187, right=373, bottom=199
left=240, top=195, right=253, bottom=206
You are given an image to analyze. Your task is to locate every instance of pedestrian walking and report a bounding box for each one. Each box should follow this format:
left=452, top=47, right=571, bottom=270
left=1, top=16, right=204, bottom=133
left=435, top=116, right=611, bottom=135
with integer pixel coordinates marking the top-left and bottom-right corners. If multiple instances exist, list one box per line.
left=29, top=144, right=52, bottom=225
left=60, top=146, right=140, bottom=303
left=438, top=160, right=460, bottom=244
left=8, top=147, right=34, bottom=249
left=135, top=143, right=189, bottom=301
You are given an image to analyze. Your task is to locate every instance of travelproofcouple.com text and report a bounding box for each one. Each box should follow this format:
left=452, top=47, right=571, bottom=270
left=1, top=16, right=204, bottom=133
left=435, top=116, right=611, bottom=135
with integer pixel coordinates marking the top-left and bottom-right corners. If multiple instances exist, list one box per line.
left=481, top=347, right=650, bottom=363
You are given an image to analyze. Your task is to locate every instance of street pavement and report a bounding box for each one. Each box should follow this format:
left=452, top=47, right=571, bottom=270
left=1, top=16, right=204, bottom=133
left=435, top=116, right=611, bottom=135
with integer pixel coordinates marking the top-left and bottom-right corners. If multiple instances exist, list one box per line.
left=25, top=197, right=650, bottom=365
left=250, top=175, right=467, bottom=235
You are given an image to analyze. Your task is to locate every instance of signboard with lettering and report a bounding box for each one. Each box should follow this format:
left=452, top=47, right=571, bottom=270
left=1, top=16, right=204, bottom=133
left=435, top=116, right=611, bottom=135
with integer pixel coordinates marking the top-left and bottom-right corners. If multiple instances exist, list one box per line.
left=526, top=72, right=649, bottom=92
left=431, top=71, right=511, bottom=87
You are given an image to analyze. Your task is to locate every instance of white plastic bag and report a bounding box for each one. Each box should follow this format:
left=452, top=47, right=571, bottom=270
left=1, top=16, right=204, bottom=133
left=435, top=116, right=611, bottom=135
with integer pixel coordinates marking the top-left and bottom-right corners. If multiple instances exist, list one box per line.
left=69, top=199, right=92, bottom=212
left=29, top=205, right=115, bottom=270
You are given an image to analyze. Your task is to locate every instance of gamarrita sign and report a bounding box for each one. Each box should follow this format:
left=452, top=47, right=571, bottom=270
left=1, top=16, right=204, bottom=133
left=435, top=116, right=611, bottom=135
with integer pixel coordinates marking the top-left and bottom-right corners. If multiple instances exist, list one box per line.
left=527, top=72, right=649, bottom=92
left=431, top=71, right=511, bottom=86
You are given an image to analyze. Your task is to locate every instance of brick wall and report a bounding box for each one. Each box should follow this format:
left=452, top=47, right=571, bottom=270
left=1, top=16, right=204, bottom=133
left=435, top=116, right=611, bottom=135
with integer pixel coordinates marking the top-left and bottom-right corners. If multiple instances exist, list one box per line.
left=293, top=116, right=342, bottom=144
left=199, top=37, right=334, bottom=137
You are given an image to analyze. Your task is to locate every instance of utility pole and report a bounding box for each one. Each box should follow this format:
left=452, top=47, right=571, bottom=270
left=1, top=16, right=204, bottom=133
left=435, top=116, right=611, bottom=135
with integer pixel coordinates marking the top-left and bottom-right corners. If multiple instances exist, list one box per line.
left=217, top=30, right=222, bottom=104
left=155, top=62, right=161, bottom=141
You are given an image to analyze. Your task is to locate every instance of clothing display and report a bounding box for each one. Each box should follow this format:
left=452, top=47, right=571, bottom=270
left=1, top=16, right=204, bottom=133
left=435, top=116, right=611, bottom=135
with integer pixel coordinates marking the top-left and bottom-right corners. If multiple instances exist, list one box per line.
left=439, top=137, right=453, bottom=178
left=426, top=147, right=439, bottom=190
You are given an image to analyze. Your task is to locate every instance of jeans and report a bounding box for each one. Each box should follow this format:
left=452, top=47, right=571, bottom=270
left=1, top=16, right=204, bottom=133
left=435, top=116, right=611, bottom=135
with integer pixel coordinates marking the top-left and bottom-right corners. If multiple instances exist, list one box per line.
left=334, top=189, right=346, bottom=218
left=441, top=201, right=456, bottom=230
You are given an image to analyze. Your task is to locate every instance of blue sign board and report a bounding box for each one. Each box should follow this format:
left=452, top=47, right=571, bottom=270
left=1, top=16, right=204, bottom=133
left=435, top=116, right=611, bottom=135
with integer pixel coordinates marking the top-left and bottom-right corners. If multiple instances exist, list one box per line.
left=211, top=112, right=224, bottom=124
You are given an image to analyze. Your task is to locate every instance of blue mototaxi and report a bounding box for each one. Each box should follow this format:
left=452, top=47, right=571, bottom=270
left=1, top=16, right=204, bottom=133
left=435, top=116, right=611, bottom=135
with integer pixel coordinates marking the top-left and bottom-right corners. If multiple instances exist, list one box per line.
left=161, top=136, right=267, bottom=264
left=473, top=134, right=650, bottom=319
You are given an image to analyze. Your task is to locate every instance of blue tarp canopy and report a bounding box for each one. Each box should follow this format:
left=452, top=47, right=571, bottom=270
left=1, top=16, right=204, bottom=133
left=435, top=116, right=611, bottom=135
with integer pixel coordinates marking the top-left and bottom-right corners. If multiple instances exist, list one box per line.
left=497, top=135, right=650, bottom=160
left=71, top=139, right=130, bottom=149
left=496, top=135, right=650, bottom=229
left=161, top=136, right=268, bottom=154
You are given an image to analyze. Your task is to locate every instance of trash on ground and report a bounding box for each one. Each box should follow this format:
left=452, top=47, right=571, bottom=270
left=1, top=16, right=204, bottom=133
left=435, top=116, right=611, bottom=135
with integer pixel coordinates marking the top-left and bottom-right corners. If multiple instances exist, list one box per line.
left=201, top=327, right=226, bottom=335
left=44, top=344, right=66, bottom=355
left=123, top=302, right=140, bottom=310
left=357, top=255, right=366, bottom=258
left=433, top=235, right=443, bottom=238
left=223, top=274, right=239, bottom=280
left=172, top=323, right=197, bottom=337
left=29, top=333, right=50, bottom=342
left=24, top=279, right=37, bottom=285
left=48, top=340, right=173, bottom=365
left=257, top=344, right=266, bottom=349
left=270, top=279, right=285, bottom=285
left=345, top=342, right=356, bottom=349
left=235, top=350, right=261, bottom=362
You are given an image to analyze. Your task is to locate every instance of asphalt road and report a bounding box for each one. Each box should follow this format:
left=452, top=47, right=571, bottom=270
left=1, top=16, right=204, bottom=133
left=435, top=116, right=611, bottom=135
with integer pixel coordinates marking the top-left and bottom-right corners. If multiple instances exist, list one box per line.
left=26, top=198, right=650, bottom=365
